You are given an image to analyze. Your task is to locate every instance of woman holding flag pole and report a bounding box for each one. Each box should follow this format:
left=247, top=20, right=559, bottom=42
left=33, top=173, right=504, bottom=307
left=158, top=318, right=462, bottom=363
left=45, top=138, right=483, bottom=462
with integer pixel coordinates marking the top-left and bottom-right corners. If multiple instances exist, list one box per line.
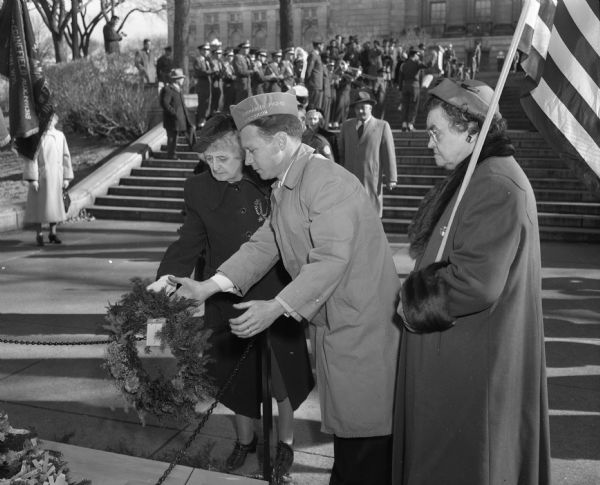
left=392, top=1, right=551, bottom=483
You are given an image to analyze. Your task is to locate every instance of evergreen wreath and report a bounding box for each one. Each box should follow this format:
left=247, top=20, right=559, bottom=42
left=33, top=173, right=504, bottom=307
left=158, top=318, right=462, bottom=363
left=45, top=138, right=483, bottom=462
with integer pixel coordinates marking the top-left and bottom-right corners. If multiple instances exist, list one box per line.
left=103, top=278, right=215, bottom=424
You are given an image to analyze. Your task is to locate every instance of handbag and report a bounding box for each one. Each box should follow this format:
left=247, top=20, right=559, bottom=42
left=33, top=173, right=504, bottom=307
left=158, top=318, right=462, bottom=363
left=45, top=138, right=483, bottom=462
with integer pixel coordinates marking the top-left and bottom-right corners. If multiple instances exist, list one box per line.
left=62, top=189, right=71, bottom=213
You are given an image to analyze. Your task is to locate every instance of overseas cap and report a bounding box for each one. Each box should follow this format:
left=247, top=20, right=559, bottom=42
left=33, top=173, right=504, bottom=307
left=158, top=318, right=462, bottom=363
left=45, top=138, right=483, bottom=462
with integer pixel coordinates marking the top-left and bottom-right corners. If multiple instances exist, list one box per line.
left=428, top=78, right=500, bottom=119
left=231, top=92, right=299, bottom=130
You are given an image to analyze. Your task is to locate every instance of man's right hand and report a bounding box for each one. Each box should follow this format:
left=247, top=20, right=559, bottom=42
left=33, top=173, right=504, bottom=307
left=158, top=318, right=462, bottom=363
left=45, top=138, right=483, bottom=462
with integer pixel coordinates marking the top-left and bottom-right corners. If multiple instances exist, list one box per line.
left=167, top=276, right=220, bottom=304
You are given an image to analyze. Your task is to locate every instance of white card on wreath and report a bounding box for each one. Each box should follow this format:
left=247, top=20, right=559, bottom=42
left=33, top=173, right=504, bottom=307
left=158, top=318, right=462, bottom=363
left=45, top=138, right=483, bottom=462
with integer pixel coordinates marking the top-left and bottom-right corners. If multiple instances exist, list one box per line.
left=146, top=318, right=166, bottom=346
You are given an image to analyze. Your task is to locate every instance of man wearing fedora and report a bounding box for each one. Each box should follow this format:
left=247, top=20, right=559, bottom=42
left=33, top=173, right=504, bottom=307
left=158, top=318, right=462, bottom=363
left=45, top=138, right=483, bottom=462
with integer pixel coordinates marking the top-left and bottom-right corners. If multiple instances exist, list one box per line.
left=193, top=43, right=214, bottom=128
left=170, top=92, right=400, bottom=484
left=338, top=89, right=397, bottom=216
left=160, top=68, right=194, bottom=160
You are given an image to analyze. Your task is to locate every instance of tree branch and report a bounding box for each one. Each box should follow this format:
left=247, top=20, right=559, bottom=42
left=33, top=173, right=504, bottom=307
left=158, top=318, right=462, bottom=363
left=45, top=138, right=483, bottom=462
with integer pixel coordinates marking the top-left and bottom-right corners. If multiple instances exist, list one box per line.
left=119, top=6, right=164, bottom=26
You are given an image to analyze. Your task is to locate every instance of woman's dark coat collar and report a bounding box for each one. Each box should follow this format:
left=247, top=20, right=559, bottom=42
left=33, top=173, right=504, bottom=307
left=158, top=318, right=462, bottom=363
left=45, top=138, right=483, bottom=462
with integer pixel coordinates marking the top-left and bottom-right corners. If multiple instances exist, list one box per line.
left=204, top=168, right=270, bottom=211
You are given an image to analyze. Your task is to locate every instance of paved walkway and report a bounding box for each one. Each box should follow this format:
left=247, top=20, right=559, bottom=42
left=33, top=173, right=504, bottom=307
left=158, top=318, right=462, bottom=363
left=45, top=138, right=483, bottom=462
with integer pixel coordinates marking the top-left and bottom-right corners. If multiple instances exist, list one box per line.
left=0, top=219, right=598, bottom=484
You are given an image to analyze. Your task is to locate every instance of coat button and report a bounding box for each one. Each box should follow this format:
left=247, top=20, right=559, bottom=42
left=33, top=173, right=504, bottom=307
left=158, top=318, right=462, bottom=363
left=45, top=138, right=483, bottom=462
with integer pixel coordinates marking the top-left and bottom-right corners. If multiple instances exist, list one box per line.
left=240, top=207, right=247, bottom=214
left=245, top=231, right=252, bottom=239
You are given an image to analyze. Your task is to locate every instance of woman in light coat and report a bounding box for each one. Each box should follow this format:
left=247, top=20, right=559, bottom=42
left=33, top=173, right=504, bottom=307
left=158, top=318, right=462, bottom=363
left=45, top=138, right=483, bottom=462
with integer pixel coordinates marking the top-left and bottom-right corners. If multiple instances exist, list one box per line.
left=24, top=113, right=73, bottom=246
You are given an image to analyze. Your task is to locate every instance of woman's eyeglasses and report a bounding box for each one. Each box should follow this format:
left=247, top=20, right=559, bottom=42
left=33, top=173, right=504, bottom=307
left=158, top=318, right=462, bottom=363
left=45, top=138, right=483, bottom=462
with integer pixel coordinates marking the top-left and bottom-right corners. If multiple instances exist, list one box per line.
left=427, top=128, right=441, bottom=144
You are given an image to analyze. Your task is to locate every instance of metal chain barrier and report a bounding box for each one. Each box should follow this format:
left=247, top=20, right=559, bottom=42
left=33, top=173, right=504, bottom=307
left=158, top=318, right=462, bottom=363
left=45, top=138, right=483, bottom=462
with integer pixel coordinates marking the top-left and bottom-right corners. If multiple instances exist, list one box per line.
left=0, top=335, right=143, bottom=346
left=0, top=333, right=259, bottom=484
left=155, top=339, right=255, bottom=485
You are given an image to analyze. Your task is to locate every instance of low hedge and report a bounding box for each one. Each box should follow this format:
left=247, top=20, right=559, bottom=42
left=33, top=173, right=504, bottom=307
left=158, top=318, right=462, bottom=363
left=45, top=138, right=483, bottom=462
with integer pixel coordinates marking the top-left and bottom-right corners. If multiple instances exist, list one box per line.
left=45, top=54, right=157, bottom=143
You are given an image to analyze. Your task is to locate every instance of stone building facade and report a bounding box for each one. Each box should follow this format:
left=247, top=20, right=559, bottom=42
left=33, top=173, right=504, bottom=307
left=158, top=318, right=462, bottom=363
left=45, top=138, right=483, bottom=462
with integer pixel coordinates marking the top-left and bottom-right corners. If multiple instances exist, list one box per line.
left=170, top=0, right=524, bottom=70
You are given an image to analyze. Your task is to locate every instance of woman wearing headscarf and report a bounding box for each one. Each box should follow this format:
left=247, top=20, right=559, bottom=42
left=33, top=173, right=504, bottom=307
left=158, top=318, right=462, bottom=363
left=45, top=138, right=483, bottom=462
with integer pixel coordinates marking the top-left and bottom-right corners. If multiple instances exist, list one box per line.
left=392, top=78, right=551, bottom=485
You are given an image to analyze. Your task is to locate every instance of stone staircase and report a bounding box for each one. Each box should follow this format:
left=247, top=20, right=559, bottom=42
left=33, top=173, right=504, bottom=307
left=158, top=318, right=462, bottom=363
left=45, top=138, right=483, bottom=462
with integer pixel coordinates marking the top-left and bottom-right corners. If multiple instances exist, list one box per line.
left=88, top=147, right=197, bottom=223
left=87, top=131, right=600, bottom=243
left=383, top=71, right=535, bottom=131
left=382, top=131, right=600, bottom=242
left=88, top=73, right=600, bottom=242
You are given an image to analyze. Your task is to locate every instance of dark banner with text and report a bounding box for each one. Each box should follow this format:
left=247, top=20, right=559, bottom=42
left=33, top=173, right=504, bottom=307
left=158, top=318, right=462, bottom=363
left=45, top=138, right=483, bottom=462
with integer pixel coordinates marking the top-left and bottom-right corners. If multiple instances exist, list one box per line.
left=0, top=0, right=45, bottom=158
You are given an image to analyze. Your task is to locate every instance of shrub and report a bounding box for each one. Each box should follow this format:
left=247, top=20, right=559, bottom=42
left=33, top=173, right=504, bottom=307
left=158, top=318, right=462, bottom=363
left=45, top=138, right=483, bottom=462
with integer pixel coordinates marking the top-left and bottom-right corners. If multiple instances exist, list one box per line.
left=45, top=54, right=156, bottom=143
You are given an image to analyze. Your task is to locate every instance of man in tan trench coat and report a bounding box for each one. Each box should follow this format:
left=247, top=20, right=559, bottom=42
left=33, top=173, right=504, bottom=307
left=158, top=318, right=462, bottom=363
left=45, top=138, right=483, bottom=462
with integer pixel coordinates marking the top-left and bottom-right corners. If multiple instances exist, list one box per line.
left=171, top=92, right=401, bottom=484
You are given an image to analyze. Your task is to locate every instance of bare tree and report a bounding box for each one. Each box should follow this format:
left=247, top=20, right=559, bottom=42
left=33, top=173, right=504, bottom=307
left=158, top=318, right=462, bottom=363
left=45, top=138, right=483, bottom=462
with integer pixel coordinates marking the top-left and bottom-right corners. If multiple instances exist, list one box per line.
left=30, top=0, right=71, bottom=62
left=172, top=0, right=191, bottom=84
left=64, top=0, right=128, bottom=58
left=279, top=0, right=293, bottom=49
left=64, top=0, right=164, bottom=57
left=29, top=8, right=55, bottom=61
left=32, top=0, right=166, bottom=61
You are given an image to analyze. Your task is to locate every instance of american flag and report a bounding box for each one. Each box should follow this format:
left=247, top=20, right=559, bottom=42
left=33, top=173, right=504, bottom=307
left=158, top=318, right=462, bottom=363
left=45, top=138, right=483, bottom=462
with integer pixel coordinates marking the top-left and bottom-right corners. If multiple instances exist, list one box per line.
left=518, top=0, right=600, bottom=178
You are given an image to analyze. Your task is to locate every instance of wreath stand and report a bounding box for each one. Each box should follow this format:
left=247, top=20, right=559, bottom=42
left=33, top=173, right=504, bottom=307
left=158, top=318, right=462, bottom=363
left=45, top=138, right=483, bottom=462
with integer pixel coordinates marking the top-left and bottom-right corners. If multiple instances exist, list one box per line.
left=260, top=330, right=273, bottom=483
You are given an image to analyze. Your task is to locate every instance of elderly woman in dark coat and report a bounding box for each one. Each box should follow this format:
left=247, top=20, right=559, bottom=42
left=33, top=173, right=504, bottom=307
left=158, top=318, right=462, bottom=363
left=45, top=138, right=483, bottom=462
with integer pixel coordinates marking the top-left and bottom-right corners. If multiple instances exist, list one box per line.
left=393, top=79, right=551, bottom=485
left=156, top=114, right=313, bottom=478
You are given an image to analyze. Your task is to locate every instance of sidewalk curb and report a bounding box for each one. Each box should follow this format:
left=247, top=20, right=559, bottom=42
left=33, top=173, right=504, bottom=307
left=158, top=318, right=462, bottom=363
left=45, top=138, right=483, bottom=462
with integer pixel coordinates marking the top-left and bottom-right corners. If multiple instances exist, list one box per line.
left=0, top=125, right=166, bottom=234
left=0, top=204, right=26, bottom=233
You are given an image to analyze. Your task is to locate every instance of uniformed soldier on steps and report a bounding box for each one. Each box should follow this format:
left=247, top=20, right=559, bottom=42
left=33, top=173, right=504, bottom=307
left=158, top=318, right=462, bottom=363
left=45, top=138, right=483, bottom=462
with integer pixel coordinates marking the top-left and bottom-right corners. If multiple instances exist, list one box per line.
left=265, top=50, right=284, bottom=93
left=193, top=43, right=213, bottom=128
left=222, top=50, right=237, bottom=113
left=210, top=47, right=225, bottom=114
left=233, top=41, right=253, bottom=103
left=251, top=50, right=268, bottom=95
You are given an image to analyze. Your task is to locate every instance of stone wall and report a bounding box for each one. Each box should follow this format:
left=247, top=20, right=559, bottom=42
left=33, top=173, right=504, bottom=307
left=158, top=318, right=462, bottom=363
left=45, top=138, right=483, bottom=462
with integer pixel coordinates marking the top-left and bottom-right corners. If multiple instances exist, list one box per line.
left=328, top=0, right=401, bottom=39
left=170, top=0, right=521, bottom=60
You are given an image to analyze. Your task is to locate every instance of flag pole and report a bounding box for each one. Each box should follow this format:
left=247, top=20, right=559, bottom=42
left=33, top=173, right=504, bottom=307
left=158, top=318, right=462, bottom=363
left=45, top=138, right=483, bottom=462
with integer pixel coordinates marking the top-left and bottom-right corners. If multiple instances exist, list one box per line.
left=435, top=0, right=535, bottom=262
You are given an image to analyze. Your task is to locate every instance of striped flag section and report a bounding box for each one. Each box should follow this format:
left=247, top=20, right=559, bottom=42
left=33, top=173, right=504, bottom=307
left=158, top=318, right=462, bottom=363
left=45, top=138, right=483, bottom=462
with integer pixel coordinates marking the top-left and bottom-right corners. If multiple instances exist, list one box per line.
left=518, top=0, right=600, bottom=178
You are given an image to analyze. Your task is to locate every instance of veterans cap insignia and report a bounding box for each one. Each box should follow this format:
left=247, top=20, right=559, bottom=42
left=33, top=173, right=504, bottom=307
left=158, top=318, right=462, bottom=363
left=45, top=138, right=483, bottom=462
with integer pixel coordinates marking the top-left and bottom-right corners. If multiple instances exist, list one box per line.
left=231, top=93, right=299, bottom=130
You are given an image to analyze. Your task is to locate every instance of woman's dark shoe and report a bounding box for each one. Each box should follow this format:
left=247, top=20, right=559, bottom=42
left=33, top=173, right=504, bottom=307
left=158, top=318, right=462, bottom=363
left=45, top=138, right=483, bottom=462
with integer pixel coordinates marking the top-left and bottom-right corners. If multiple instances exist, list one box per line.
left=225, top=434, right=257, bottom=471
left=48, top=234, right=62, bottom=244
left=36, top=234, right=44, bottom=246
left=273, top=441, right=294, bottom=479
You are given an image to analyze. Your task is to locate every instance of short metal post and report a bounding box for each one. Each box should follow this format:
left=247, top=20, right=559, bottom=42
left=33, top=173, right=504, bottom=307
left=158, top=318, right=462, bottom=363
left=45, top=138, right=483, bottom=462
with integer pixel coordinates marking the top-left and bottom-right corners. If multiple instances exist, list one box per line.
left=261, top=331, right=273, bottom=482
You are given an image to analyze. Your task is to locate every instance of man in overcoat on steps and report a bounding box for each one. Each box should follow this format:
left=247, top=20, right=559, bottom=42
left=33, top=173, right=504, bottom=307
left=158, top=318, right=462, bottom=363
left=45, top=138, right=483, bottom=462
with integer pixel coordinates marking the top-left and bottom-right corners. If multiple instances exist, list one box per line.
left=160, top=68, right=194, bottom=159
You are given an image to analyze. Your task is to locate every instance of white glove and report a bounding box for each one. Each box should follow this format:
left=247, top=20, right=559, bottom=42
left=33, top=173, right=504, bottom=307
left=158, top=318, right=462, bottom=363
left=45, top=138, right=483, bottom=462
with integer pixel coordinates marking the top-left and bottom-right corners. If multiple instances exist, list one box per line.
left=147, top=274, right=179, bottom=296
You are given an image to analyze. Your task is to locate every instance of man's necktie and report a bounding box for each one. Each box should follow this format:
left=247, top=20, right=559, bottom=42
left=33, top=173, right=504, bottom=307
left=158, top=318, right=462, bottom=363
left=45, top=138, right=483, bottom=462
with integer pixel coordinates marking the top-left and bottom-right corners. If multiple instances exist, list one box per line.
left=357, top=123, right=364, bottom=138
